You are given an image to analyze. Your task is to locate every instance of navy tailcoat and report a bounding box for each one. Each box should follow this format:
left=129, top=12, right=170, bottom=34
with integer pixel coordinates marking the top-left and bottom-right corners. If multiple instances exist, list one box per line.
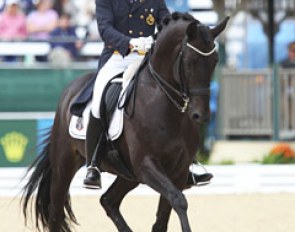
left=71, top=0, right=170, bottom=116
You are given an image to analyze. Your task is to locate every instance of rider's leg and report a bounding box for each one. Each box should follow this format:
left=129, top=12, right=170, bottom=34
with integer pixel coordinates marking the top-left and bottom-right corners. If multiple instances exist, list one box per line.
left=83, top=113, right=104, bottom=189
left=83, top=54, right=128, bottom=189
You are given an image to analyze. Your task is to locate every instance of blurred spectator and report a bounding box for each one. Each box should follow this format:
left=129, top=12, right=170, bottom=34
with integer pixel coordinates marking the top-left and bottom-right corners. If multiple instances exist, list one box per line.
left=0, top=0, right=26, bottom=40
left=49, top=12, right=82, bottom=65
left=26, top=0, right=58, bottom=61
left=280, top=41, right=295, bottom=129
left=0, top=0, right=27, bottom=62
left=53, top=0, right=78, bottom=25
left=26, top=0, right=58, bottom=40
left=74, top=0, right=94, bottom=27
left=20, top=0, right=35, bottom=14
left=280, top=41, right=295, bottom=68
left=73, top=0, right=96, bottom=39
left=205, top=80, right=219, bottom=150
left=0, top=0, right=34, bottom=14
left=0, top=0, right=5, bottom=11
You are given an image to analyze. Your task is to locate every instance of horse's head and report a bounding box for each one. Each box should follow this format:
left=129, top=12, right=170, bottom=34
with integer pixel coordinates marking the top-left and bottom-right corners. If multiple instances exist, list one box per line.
left=150, top=13, right=229, bottom=124
left=183, top=16, right=229, bottom=123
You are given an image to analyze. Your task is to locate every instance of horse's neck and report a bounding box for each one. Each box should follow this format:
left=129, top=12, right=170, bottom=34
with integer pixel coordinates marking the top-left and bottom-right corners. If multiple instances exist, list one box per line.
left=150, top=24, right=186, bottom=82
left=150, top=43, right=180, bottom=83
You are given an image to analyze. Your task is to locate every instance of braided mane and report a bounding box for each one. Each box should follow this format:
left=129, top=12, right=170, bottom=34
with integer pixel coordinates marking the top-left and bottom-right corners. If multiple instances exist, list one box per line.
left=155, top=12, right=199, bottom=37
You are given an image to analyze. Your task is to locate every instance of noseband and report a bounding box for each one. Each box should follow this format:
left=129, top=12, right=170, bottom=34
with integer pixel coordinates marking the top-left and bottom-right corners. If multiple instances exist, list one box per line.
left=149, top=38, right=216, bottom=113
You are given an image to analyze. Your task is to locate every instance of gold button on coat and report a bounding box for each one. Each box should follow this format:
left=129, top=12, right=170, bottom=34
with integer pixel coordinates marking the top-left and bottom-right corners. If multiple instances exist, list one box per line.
left=139, top=31, right=143, bottom=35
left=140, top=15, right=144, bottom=19
left=129, top=30, right=133, bottom=34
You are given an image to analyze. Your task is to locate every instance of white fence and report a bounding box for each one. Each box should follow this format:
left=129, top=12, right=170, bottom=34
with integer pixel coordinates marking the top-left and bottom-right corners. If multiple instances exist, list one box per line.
left=279, top=68, right=295, bottom=138
left=0, top=41, right=103, bottom=57
left=219, top=68, right=295, bottom=139
left=1, top=164, right=295, bottom=197
left=219, top=68, right=273, bottom=137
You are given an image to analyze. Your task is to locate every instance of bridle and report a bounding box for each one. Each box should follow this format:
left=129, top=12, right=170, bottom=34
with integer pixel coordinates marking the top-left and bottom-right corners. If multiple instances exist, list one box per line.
left=148, top=37, right=216, bottom=113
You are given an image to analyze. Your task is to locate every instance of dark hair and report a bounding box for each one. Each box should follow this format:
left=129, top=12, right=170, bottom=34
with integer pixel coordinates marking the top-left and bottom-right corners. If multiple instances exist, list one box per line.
left=60, top=12, right=71, bottom=20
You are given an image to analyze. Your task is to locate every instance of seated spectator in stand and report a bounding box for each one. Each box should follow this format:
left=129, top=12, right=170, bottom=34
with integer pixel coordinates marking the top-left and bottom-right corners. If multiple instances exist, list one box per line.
left=26, top=0, right=58, bottom=40
left=26, top=0, right=58, bottom=61
left=281, top=41, right=295, bottom=68
left=49, top=13, right=82, bottom=66
left=0, top=0, right=34, bottom=13
left=19, top=0, right=35, bottom=14
left=0, top=0, right=27, bottom=61
left=0, top=0, right=26, bottom=39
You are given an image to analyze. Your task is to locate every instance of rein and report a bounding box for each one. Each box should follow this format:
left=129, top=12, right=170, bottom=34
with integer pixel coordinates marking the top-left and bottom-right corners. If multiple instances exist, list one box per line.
left=148, top=38, right=214, bottom=113
left=149, top=61, right=190, bottom=112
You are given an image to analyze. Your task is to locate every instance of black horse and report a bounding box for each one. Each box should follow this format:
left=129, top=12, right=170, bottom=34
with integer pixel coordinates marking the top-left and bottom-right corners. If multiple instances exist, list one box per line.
left=22, top=12, right=229, bottom=232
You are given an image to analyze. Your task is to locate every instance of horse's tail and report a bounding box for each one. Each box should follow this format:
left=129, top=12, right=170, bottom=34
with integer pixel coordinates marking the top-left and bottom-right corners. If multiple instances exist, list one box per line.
left=21, top=129, right=77, bottom=232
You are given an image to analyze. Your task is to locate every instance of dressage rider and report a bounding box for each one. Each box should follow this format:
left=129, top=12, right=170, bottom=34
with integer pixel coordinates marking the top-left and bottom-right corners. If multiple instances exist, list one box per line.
left=84, top=0, right=213, bottom=189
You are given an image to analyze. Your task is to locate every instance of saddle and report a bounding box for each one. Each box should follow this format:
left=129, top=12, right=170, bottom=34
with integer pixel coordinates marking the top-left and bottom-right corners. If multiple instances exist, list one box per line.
left=69, top=60, right=142, bottom=140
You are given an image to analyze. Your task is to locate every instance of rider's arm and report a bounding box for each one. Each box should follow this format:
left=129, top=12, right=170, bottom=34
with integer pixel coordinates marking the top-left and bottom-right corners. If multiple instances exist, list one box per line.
left=95, top=0, right=131, bottom=56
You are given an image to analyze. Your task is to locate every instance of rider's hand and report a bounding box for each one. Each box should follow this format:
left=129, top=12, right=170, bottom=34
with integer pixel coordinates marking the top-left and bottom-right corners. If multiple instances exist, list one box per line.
left=143, top=36, right=154, bottom=51
left=129, top=36, right=154, bottom=53
left=129, top=37, right=145, bottom=52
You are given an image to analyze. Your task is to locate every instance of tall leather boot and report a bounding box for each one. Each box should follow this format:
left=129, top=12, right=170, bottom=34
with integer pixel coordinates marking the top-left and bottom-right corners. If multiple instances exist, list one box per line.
left=186, top=172, right=213, bottom=188
left=83, top=113, right=104, bottom=189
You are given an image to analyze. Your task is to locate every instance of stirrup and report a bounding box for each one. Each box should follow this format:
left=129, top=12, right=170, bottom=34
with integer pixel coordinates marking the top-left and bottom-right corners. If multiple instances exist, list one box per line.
left=190, top=172, right=212, bottom=187
left=196, top=180, right=211, bottom=187
left=190, top=162, right=212, bottom=187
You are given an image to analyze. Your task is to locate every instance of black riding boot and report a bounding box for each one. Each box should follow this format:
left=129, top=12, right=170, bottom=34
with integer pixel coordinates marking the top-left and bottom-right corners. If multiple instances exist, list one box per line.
left=186, top=172, right=213, bottom=188
left=83, top=113, right=104, bottom=189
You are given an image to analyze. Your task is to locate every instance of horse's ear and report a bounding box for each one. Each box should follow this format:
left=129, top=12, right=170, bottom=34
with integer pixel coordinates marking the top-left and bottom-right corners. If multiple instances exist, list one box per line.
left=186, top=21, right=198, bottom=40
left=210, top=16, right=230, bottom=38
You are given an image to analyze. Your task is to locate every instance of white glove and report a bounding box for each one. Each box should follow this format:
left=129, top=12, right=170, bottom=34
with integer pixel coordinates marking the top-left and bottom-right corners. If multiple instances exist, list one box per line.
left=130, top=36, right=154, bottom=53
left=143, top=36, right=154, bottom=51
left=130, top=37, right=145, bottom=52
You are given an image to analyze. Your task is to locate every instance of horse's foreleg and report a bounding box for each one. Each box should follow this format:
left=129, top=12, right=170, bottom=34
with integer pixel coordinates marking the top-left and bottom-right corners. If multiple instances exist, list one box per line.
left=140, top=157, right=191, bottom=232
left=152, top=196, right=172, bottom=232
left=100, top=176, right=139, bottom=232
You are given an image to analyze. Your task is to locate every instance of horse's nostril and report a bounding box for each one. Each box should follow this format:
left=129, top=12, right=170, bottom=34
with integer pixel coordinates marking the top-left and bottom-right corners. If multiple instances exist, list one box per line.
left=192, top=113, right=200, bottom=120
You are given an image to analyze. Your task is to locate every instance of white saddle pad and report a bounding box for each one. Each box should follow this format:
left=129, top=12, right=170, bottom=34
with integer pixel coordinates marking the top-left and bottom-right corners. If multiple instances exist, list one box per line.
left=69, top=60, right=141, bottom=141
left=69, top=100, right=124, bottom=141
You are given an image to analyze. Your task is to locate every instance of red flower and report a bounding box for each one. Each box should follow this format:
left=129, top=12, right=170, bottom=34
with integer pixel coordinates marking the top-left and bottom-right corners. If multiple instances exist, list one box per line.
left=270, top=143, right=295, bottom=158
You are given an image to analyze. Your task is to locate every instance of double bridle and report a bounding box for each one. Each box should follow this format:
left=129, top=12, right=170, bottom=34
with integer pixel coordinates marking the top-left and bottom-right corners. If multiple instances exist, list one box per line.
left=148, top=37, right=216, bottom=113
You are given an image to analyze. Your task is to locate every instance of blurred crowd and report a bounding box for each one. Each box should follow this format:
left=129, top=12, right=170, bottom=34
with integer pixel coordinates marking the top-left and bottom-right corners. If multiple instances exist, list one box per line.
left=0, top=0, right=100, bottom=63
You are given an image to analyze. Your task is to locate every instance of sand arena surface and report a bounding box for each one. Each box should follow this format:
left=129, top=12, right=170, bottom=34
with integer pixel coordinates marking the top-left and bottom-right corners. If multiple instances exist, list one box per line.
left=0, top=193, right=294, bottom=232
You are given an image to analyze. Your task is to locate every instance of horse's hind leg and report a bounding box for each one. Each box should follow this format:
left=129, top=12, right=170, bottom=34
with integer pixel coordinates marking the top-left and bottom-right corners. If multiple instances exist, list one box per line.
left=140, top=157, right=191, bottom=232
left=100, top=176, right=139, bottom=232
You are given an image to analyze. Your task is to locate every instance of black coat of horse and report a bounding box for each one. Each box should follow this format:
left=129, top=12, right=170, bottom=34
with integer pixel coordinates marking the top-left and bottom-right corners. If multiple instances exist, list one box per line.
left=22, top=12, right=229, bottom=232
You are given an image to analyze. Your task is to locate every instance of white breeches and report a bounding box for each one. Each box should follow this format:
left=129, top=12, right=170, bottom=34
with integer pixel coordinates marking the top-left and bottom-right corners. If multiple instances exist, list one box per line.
left=91, top=52, right=144, bottom=118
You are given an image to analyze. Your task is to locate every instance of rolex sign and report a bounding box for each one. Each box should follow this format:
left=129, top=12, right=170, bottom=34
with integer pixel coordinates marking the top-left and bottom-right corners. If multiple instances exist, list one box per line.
left=0, top=120, right=37, bottom=167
